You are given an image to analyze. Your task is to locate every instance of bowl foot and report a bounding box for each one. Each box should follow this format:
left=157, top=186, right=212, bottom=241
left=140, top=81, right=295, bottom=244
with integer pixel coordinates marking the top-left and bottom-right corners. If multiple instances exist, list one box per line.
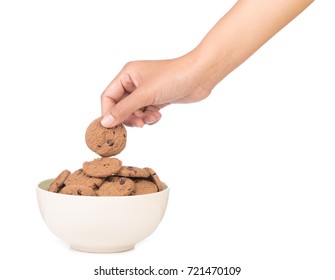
left=71, top=244, right=134, bottom=253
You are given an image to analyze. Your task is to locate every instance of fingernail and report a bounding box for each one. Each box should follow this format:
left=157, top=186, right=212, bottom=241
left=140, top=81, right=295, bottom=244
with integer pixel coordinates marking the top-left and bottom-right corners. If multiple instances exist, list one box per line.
left=144, top=119, right=157, bottom=124
left=101, top=114, right=115, bottom=127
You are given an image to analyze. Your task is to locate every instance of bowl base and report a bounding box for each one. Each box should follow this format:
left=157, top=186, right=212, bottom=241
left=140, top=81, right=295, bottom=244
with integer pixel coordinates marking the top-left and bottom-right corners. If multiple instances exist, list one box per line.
left=70, top=244, right=134, bottom=253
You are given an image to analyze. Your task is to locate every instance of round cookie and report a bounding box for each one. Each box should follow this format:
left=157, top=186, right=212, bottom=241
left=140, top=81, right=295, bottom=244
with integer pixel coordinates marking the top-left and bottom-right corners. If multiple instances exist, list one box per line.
left=48, top=169, right=71, bottom=193
left=83, top=157, right=122, bottom=178
left=116, top=166, right=150, bottom=178
left=65, top=169, right=104, bottom=189
left=144, top=167, right=164, bottom=191
left=59, top=185, right=96, bottom=196
left=96, top=176, right=135, bottom=196
left=133, top=179, right=158, bottom=195
left=85, top=117, right=127, bottom=157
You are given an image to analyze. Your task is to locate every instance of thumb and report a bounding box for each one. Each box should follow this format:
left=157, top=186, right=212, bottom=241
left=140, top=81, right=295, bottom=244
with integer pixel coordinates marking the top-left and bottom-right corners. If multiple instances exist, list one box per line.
left=101, top=89, right=150, bottom=127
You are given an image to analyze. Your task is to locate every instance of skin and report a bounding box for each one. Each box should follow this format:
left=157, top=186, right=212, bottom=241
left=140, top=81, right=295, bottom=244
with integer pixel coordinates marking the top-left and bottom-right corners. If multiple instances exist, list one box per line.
left=101, top=0, right=314, bottom=128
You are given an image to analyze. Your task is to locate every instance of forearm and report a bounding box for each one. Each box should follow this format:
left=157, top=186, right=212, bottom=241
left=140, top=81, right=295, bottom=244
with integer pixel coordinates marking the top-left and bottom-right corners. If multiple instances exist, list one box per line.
left=191, top=0, right=314, bottom=90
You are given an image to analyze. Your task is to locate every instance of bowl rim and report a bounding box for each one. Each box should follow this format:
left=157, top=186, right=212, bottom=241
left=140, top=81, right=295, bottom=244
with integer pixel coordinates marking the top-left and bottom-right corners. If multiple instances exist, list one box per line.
left=37, top=178, right=169, bottom=199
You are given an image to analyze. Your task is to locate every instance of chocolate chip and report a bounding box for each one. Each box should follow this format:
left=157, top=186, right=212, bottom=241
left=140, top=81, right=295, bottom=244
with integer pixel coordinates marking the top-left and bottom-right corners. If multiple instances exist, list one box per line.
left=119, top=178, right=126, bottom=185
left=127, top=166, right=133, bottom=170
left=77, top=189, right=82, bottom=195
left=107, top=140, right=114, bottom=146
left=97, top=145, right=102, bottom=148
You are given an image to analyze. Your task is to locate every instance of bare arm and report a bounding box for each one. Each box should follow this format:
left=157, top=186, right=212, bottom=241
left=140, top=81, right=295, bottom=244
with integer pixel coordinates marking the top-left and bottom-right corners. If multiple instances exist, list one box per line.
left=192, top=0, right=314, bottom=89
left=101, top=0, right=314, bottom=127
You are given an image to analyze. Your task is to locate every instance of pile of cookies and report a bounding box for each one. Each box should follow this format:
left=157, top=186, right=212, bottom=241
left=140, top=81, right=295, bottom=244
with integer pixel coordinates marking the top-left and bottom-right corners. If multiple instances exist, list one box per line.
left=48, top=117, right=163, bottom=196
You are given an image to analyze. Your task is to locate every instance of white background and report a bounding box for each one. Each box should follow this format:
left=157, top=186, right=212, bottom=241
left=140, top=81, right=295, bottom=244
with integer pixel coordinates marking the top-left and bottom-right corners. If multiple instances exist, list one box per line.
left=0, top=1, right=334, bottom=279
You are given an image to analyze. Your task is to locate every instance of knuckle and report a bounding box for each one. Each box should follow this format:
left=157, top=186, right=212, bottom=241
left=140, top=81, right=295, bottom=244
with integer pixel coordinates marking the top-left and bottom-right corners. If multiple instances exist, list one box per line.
left=123, top=61, right=136, bottom=71
left=110, top=103, right=125, bottom=120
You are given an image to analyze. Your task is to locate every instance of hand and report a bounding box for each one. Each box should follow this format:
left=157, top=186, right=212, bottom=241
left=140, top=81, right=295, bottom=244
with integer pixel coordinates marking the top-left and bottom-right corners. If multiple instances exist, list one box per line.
left=100, top=54, right=212, bottom=127
left=101, top=0, right=313, bottom=128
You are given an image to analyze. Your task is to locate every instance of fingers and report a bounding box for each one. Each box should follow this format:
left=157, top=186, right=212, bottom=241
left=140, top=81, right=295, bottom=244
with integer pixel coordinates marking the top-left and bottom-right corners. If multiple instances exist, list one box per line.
left=101, top=73, right=137, bottom=116
left=122, top=111, right=162, bottom=127
left=101, top=78, right=124, bottom=117
left=137, top=106, right=162, bottom=125
left=101, top=88, right=150, bottom=127
left=100, top=62, right=164, bottom=128
left=123, top=114, right=145, bottom=127
left=143, top=111, right=162, bottom=125
left=102, top=93, right=162, bottom=127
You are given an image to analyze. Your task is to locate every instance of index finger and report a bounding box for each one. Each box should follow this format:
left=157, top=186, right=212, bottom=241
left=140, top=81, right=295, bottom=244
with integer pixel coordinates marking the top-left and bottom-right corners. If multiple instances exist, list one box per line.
left=101, top=72, right=138, bottom=116
left=100, top=78, right=124, bottom=116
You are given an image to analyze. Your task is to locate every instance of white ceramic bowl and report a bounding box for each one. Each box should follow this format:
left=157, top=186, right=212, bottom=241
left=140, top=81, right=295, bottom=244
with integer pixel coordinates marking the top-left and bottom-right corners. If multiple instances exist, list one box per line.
left=36, top=179, right=169, bottom=253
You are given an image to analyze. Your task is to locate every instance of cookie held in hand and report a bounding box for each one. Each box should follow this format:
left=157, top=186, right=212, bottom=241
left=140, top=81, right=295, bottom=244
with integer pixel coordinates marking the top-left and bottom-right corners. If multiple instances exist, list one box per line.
left=85, top=117, right=127, bottom=157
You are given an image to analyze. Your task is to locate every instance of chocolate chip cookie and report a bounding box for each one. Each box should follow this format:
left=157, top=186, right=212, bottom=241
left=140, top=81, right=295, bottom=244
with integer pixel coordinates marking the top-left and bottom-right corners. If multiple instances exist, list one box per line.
left=48, top=169, right=71, bottom=193
left=83, top=157, right=122, bottom=178
left=65, top=169, right=104, bottom=189
left=59, top=185, right=97, bottom=196
left=144, top=167, right=164, bottom=191
left=96, top=176, right=135, bottom=196
left=85, top=117, right=127, bottom=157
left=133, top=179, right=158, bottom=195
left=116, top=166, right=150, bottom=178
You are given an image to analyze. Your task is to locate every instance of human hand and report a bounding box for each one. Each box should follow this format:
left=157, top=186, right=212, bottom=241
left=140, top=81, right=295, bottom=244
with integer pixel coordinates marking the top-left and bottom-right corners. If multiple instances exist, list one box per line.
left=101, top=0, right=313, bottom=128
left=100, top=53, right=212, bottom=127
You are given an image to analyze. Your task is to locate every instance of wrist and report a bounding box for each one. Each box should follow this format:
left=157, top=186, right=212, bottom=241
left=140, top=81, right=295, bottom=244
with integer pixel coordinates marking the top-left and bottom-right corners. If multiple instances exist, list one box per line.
left=185, top=44, right=231, bottom=93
